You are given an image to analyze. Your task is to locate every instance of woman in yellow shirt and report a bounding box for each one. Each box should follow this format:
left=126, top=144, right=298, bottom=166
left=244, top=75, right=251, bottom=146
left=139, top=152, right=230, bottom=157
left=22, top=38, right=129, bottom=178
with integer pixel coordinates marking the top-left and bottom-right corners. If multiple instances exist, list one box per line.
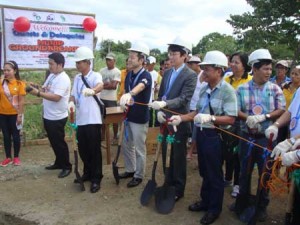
left=0, top=61, right=26, bottom=166
left=224, top=52, right=252, bottom=198
left=282, top=66, right=300, bottom=109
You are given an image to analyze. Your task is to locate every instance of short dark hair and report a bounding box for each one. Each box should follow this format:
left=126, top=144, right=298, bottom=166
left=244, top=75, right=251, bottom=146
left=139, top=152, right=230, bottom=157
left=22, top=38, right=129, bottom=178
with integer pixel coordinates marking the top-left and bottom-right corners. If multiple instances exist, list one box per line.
left=48, top=52, right=65, bottom=67
left=253, top=59, right=272, bottom=70
left=168, top=45, right=186, bottom=56
left=230, top=52, right=251, bottom=79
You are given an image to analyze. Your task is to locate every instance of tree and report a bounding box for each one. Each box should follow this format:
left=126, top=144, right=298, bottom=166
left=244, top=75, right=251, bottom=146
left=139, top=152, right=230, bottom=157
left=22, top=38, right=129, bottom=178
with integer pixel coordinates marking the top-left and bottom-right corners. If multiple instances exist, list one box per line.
left=193, top=32, right=239, bottom=56
left=98, top=39, right=131, bottom=58
left=227, top=0, right=300, bottom=63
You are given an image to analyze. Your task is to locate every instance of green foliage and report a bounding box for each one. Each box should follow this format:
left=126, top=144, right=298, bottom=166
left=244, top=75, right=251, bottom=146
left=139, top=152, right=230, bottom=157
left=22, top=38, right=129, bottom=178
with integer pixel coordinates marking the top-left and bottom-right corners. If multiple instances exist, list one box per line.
left=193, top=32, right=239, bottom=56
left=227, top=0, right=300, bottom=61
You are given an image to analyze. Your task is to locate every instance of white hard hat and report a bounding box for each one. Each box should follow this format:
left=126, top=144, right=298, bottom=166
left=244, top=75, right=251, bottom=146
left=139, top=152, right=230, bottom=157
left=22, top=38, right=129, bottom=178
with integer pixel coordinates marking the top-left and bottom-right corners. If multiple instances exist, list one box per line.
left=128, top=42, right=150, bottom=56
left=168, top=36, right=192, bottom=54
left=148, top=56, right=156, bottom=64
left=72, top=46, right=94, bottom=62
left=199, top=50, right=228, bottom=68
left=188, top=56, right=201, bottom=63
left=248, top=49, right=272, bottom=66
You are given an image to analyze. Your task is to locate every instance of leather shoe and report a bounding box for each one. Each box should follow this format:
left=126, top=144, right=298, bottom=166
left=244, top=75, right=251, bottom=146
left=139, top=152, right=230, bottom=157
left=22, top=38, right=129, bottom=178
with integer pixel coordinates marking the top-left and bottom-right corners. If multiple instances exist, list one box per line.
left=74, top=174, right=90, bottom=183
left=45, top=164, right=61, bottom=170
left=90, top=183, right=100, bottom=193
left=119, top=172, right=135, bottom=179
left=58, top=169, right=71, bottom=178
left=188, top=201, right=208, bottom=212
left=200, top=212, right=219, bottom=225
left=175, top=194, right=183, bottom=202
left=127, top=178, right=142, bottom=188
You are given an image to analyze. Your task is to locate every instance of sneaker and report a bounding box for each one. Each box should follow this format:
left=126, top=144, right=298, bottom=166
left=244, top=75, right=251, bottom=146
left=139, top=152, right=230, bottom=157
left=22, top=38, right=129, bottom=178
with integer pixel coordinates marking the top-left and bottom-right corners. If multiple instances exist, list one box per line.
left=224, top=179, right=232, bottom=187
left=231, top=185, right=239, bottom=198
left=13, top=157, right=21, bottom=166
left=0, top=158, right=12, bottom=167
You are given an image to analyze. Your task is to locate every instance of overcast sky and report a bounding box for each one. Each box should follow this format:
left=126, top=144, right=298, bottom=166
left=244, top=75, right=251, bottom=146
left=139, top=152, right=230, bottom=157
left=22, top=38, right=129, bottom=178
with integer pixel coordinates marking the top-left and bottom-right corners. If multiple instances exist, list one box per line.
left=2, top=0, right=253, bottom=51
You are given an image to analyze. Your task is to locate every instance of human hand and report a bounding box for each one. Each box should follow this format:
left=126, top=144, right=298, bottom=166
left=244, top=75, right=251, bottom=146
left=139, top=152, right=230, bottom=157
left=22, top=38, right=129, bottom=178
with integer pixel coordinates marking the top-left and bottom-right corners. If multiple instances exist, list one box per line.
left=282, top=150, right=300, bottom=167
left=265, top=125, right=278, bottom=141
left=194, top=113, right=212, bottom=124
left=157, top=111, right=166, bottom=123
left=68, top=101, right=75, bottom=113
left=246, top=114, right=266, bottom=128
left=271, top=139, right=293, bottom=159
left=120, top=93, right=132, bottom=111
left=168, top=115, right=182, bottom=126
left=82, top=88, right=95, bottom=97
left=149, top=101, right=167, bottom=110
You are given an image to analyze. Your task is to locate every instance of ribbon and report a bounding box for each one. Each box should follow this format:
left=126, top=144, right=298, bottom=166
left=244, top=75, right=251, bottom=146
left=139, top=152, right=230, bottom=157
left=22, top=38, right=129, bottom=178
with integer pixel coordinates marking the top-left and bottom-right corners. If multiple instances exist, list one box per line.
left=166, top=134, right=176, bottom=144
left=157, top=134, right=163, bottom=143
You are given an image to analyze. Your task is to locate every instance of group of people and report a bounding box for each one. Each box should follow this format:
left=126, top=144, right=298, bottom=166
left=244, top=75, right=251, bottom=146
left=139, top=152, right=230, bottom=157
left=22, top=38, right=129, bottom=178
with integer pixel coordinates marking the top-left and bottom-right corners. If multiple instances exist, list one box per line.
left=0, top=36, right=300, bottom=225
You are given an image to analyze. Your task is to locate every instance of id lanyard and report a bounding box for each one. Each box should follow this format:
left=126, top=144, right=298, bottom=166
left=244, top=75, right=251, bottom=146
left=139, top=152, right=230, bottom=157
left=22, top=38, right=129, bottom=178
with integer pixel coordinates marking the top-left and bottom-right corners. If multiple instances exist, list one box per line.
left=76, top=71, right=93, bottom=107
left=290, top=103, right=300, bottom=131
left=44, top=74, right=57, bottom=92
left=127, top=68, right=145, bottom=91
left=249, top=80, right=268, bottom=115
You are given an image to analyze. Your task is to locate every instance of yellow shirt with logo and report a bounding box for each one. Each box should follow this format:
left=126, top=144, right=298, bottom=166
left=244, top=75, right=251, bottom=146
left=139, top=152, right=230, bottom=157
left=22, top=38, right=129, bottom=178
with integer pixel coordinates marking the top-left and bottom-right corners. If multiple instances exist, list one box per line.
left=224, top=74, right=252, bottom=90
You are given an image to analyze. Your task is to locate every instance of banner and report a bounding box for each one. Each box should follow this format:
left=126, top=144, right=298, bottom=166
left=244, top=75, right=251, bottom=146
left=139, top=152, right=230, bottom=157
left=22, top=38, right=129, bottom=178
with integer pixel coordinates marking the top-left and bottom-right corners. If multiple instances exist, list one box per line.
left=2, top=7, right=95, bottom=69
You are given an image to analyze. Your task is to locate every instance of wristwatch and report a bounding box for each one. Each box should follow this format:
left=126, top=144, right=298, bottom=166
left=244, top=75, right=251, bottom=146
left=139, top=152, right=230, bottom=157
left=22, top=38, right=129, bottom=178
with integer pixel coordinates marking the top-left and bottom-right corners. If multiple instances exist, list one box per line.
left=289, top=137, right=296, bottom=145
left=211, top=115, right=216, bottom=122
left=265, top=114, right=271, bottom=120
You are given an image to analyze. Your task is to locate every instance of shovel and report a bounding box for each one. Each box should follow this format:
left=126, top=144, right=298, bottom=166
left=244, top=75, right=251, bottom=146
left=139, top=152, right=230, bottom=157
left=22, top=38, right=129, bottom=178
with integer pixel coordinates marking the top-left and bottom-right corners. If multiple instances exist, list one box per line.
left=70, top=108, right=85, bottom=191
left=155, top=134, right=176, bottom=214
left=140, top=137, right=162, bottom=206
left=247, top=133, right=274, bottom=225
left=112, top=122, right=124, bottom=185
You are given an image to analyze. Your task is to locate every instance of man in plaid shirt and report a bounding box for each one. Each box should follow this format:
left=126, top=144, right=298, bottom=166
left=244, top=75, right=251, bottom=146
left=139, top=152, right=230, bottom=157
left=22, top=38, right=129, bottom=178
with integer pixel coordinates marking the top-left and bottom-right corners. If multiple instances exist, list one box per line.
left=233, top=49, right=285, bottom=222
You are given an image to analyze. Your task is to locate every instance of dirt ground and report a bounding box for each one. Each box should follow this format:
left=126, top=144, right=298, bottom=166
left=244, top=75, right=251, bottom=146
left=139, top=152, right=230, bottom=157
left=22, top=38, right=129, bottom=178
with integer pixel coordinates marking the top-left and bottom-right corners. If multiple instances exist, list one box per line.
left=0, top=141, right=287, bottom=225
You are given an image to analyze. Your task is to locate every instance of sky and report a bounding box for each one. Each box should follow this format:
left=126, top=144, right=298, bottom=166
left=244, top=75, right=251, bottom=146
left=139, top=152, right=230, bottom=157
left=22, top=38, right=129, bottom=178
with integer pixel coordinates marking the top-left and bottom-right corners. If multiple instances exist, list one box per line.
left=2, top=0, right=253, bottom=52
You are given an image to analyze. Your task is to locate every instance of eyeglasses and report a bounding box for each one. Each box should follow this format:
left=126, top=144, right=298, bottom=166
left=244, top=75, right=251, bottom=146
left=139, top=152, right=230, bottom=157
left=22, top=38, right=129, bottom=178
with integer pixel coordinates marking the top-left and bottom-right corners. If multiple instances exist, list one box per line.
left=168, top=52, right=180, bottom=57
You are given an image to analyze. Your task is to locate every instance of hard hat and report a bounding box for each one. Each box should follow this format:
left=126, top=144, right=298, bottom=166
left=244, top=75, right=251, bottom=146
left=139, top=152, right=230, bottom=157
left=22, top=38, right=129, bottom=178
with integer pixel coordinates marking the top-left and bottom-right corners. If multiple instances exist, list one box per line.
left=72, top=46, right=94, bottom=62
left=276, top=60, right=289, bottom=68
left=168, top=36, right=192, bottom=54
left=199, top=50, right=228, bottom=68
left=147, top=56, right=156, bottom=64
left=188, top=56, right=201, bottom=63
left=248, top=49, right=272, bottom=66
left=128, top=42, right=150, bottom=56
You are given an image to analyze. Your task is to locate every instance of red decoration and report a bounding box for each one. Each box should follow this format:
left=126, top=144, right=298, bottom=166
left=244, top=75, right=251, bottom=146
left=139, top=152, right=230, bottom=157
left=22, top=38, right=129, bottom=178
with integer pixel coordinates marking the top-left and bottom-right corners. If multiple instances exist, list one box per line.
left=82, top=17, right=97, bottom=32
left=14, top=16, right=31, bottom=32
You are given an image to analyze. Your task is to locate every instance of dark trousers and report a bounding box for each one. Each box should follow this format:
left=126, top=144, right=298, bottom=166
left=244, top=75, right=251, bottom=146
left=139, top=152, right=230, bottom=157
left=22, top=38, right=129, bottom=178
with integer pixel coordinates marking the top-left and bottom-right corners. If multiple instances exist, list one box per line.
left=224, top=146, right=240, bottom=185
left=0, top=114, right=20, bottom=158
left=77, top=124, right=102, bottom=184
left=238, top=132, right=273, bottom=209
left=196, top=128, right=224, bottom=214
left=161, top=128, right=188, bottom=197
left=44, top=117, right=72, bottom=170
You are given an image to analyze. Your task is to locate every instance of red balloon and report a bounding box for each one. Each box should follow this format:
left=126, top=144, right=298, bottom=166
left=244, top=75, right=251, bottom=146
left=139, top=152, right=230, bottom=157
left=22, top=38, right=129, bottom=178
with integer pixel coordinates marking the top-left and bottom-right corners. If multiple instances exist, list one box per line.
left=82, top=17, right=97, bottom=32
left=14, top=16, right=31, bottom=32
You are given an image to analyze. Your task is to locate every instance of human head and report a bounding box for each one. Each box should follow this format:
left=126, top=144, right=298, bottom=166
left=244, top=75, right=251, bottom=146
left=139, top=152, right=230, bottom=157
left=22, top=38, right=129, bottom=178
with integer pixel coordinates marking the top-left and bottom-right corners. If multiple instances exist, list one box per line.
left=249, top=49, right=273, bottom=84
left=72, top=46, right=94, bottom=74
left=147, top=56, right=156, bottom=71
left=48, top=52, right=65, bottom=74
left=275, top=60, right=289, bottom=79
left=230, top=52, right=251, bottom=79
left=105, top=52, right=116, bottom=70
left=3, top=61, right=20, bottom=80
left=167, top=36, right=191, bottom=68
left=200, top=50, right=228, bottom=85
left=290, top=65, right=300, bottom=85
left=187, top=56, right=201, bottom=73
left=127, top=42, right=149, bottom=71
left=164, top=58, right=171, bottom=70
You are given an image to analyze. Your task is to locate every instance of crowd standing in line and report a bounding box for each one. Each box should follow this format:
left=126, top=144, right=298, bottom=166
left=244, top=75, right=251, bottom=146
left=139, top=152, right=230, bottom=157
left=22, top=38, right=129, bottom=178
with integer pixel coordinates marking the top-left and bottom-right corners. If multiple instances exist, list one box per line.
left=2, top=39, right=300, bottom=224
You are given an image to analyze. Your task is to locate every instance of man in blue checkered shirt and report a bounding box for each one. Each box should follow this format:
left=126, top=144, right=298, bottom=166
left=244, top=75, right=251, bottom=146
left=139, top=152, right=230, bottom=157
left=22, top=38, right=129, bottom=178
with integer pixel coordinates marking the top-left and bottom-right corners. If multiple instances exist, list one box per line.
left=233, top=49, right=285, bottom=222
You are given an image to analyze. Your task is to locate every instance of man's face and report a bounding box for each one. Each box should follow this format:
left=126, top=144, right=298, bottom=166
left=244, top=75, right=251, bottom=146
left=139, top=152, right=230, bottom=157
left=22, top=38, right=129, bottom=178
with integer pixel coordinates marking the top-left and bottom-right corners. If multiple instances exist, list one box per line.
left=164, top=60, right=171, bottom=70
left=168, top=51, right=185, bottom=68
left=188, top=62, right=200, bottom=73
left=76, top=60, right=90, bottom=73
left=275, top=65, right=288, bottom=78
left=106, top=58, right=115, bottom=69
left=48, top=59, right=61, bottom=74
left=201, top=65, right=220, bottom=84
left=253, top=64, right=272, bottom=84
left=127, top=52, right=143, bottom=70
